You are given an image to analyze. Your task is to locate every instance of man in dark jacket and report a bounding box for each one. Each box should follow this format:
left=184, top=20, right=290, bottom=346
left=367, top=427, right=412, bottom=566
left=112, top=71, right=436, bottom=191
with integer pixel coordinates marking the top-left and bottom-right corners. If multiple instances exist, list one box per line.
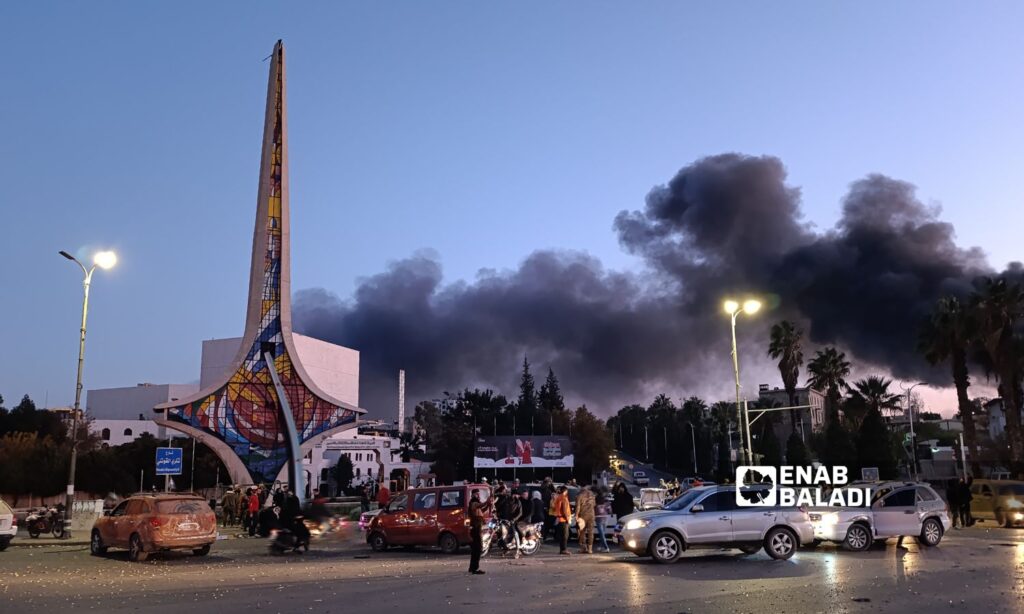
left=959, top=477, right=974, bottom=527
left=947, top=478, right=961, bottom=529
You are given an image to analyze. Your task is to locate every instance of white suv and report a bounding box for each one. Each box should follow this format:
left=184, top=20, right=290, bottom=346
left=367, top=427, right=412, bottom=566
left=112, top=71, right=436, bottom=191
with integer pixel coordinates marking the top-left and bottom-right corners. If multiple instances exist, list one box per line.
left=620, top=485, right=814, bottom=562
left=809, top=482, right=950, bottom=551
left=0, top=500, right=16, bottom=551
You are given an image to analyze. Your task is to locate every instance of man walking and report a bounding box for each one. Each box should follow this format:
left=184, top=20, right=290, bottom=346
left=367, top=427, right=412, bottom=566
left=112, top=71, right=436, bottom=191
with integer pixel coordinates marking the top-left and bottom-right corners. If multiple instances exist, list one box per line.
left=468, top=489, right=491, bottom=575
left=247, top=488, right=260, bottom=537
left=221, top=488, right=237, bottom=527
left=576, top=485, right=596, bottom=554
left=554, top=485, right=573, bottom=555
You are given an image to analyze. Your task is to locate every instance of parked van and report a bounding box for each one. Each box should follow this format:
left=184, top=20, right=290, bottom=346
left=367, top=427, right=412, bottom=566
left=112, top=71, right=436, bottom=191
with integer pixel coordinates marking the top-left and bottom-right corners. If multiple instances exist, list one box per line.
left=367, top=484, right=492, bottom=553
left=970, top=479, right=1024, bottom=527
left=633, top=470, right=650, bottom=486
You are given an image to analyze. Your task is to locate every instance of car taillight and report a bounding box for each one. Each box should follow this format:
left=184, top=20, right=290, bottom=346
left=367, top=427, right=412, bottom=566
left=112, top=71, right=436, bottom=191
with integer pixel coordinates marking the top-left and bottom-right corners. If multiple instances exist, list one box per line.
left=11, top=518, right=16, bottom=527
left=149, top=517, right=164, bottom=529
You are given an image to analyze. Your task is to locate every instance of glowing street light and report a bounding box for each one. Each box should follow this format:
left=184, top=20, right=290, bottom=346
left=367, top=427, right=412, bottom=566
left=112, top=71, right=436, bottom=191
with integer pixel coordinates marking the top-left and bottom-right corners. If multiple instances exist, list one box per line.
left=724, top=297, right=762, bottom=466
left=58, top=249, right=117, bottom=538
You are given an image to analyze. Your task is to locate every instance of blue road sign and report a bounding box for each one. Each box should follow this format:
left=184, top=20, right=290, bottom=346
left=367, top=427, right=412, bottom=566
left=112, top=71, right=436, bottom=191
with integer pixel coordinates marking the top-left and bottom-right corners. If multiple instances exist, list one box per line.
left=156, top=447, right=183, bottom=476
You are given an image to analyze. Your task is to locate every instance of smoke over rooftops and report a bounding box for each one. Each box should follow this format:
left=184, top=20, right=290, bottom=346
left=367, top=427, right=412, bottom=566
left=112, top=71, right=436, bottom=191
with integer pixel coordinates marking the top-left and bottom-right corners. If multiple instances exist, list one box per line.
left=294, top=153, right=998, bottom=417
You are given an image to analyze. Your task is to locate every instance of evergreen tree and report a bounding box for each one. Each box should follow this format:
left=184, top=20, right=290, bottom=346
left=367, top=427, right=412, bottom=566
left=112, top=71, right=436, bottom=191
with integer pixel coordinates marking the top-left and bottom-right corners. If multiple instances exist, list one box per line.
left=516, top=356, right=538, bottom=433
left=333, top=455, right=355, bottom=494
left=538, top=368, right=567, bottom=434
left=821, top=421, right=857, bottom=470
left=755, top=423, right=783, bottom=467
left=856, top=408, right=897, bottom=479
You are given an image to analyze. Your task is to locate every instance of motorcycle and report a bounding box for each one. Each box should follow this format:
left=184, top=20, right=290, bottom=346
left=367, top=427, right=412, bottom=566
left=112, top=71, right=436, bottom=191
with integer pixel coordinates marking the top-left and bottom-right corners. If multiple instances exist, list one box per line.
left=25, top=507, right=63, bottom=539
left=268, top=523, right=310, bottom=555
left=489, top=520, right=543, bottom=557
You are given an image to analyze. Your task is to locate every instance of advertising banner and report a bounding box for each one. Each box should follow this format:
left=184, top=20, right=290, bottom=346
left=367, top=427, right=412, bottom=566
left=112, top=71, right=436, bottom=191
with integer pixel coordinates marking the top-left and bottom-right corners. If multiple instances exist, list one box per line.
left=474, top=436, right=574, bottom=468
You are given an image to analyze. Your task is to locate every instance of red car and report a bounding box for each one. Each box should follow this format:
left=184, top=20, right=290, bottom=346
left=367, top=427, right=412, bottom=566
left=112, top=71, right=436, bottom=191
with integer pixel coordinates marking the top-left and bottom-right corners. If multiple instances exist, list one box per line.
left=367, top=484, right=491, bottom=553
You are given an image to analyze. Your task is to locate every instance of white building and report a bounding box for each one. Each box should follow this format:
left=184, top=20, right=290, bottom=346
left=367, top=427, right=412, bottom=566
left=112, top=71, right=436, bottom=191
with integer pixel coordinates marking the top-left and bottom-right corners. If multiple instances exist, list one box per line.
left=86, top=333, right=361, bottom=460
left=304, top=429, right=430, bottom=496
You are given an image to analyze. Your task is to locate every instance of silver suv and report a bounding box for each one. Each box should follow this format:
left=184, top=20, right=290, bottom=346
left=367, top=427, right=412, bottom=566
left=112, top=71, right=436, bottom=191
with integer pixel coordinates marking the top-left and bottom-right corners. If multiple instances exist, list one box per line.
left=619, top=485, right=814, bottom=562
left=808, top=482, right=951, bottom=550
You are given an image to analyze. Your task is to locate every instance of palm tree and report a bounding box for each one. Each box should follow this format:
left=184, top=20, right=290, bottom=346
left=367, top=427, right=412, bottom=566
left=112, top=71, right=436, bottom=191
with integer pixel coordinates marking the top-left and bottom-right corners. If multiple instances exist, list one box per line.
left=768, top=320, right=804, bottom=433
left=919, top=296, right=982, bottom=474
left=971, top=277, right=1024, bottom=468
left=807, top=347, right=852, bottom=423
left=845, top=376, right=902, bottom=429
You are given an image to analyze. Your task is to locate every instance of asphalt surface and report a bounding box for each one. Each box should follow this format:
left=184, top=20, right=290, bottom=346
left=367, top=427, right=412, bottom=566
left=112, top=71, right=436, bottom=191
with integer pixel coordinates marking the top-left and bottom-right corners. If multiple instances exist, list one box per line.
left=2, top=523, right=1023, bottom=613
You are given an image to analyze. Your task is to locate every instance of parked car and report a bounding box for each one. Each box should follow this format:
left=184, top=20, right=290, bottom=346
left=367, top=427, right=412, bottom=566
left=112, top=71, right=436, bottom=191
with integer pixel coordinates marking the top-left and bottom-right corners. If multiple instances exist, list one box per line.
left=808, top=482, right=950, bottom=550
left=638, top=488, right=671, bottom=511
left=91, top=494, right=217, bottom=562
left=0, top=500, right=16, bottom=551
left=970, top=479, right=1024, bottom=527
left=366, top=484, right=492, bottom=553
left=619, top=485, right=813, bottom=562
left=633, top=471, right=650, bottom=486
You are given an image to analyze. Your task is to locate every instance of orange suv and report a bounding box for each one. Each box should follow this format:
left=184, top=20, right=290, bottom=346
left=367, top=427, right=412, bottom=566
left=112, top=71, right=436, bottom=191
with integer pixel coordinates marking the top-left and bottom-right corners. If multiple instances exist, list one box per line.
left=91, top=494, right=217, bottom=561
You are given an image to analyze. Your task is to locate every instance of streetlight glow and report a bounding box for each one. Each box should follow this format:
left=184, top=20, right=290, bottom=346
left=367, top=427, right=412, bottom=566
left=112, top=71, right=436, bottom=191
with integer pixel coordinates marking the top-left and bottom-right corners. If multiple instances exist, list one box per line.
left=723, top=300, right=739, bottom=315
left=93, top=251, right=117, bottom=270
left=742, top=299, right=762, bottom=315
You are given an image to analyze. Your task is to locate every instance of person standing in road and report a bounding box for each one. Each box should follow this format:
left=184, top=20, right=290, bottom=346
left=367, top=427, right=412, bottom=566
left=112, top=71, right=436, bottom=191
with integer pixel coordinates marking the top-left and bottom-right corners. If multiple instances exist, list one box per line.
left=612, top=482, right=635, bottom=520
left=468, top=489, right=491, bottom=575
left=530, top=490, right=545, bottom=524
left=247, top=488, right=260, bottom=537
left=377, top=481, right=391, bottom=509
left=594, top=487, right=612, bottom=553
left=221, top=488, right=237, bottom=527
left=959, top=477, right=974, bottom=527
left=576, top=485, right=596, bottom=554
left=947, top=478, right=961, bottom=529
left=360, top=485, right=371, bottom=513
left=553, top=485, right=573, bottom=555
left=542, top=479, right=555, bottom=541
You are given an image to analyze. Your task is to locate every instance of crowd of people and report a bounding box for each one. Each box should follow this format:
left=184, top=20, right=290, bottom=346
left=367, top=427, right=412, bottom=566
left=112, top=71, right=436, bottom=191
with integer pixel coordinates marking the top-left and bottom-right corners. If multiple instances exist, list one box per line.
left=218, top=483, right=311, bottom=539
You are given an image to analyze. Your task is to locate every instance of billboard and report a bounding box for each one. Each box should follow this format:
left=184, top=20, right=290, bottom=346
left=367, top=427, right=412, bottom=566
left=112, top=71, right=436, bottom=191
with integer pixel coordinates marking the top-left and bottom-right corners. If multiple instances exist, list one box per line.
left=474, top=436, right=574, bottom=468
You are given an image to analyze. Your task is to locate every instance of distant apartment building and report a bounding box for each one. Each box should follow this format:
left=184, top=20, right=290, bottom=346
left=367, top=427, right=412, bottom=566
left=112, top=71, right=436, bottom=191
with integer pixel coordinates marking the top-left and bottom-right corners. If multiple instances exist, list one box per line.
left=757, top=384, right=827, bottom=436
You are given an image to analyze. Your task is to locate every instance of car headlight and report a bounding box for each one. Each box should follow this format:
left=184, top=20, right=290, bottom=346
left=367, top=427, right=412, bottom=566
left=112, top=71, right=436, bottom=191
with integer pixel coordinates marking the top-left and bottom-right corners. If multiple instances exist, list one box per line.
left=822, top=513, right=840, bottom=526
left=1006, top=498, right=1022, bottom=509
left=625, top=518, right=650, bottom=530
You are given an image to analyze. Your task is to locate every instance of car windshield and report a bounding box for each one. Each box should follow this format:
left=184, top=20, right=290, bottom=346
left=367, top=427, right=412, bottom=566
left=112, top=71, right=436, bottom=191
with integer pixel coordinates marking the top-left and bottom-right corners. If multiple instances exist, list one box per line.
left=663, top=489, right=706, bottom=511
left=155, top=499, right=208, bottom=515
left=999, top=485, right=1024, bottom=496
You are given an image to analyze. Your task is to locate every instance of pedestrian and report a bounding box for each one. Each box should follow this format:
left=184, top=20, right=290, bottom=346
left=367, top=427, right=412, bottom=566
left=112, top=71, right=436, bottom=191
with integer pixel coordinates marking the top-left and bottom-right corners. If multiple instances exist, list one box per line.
left=257, top=484, right=268, bottom=506
left=221, top=488, right=237, bottom=527
left=948, top=478, right=961, bottom=529
left=612, top=482, right=635, bottom=521
left=468, top=489, right=491, bottom=575
left=576, top=485, right=596, bottom=554
left=377, top=481, right=391, bottom=509
left=239, top=488, right=252, bottom=531
left=595, top=487, right=612, bottom=552
left=530, top=490, right=545, bottom=524
left=959, top=477, right=974, bottom=527
left=542, top=479, right=556, bottom=541
left=360, top=485, right=371, bottom=513
left=247, top=488, right=260, bottom=537
left=553, top=485, right=573, bottom=555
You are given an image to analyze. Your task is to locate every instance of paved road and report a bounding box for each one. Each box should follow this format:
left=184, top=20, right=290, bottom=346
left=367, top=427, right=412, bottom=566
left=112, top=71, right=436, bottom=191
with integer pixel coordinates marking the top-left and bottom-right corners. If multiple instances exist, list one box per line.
left=2, top=524, right=1023, bottom=613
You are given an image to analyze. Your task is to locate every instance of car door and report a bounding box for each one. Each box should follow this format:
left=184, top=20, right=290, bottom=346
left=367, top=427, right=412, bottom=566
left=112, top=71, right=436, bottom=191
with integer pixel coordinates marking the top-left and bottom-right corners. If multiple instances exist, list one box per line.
left=409, top=490, right=439, bottom=545
left=872, top=488, right=920, bottom=537
left=121, top=500, right=147, bottom=544
left=384, top=493, right=412, bottom=544
left=437, top=489, right=467, bottom=541
left=105, top=501, right=130, bottom=546
left=730, top=488, right=775, bottom=541
left=685, top=491, right=734, bottom=543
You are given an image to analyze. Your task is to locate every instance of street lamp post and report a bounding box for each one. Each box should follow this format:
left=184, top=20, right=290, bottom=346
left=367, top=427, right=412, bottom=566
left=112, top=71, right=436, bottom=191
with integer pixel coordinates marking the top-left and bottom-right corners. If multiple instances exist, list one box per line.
left=59, top=249, right=116, bottom=538
left=724, top=298, right=761, bottom=466
left=684, top=421, right=698, bottom=475
left=900, top=381, right=927, bottom=480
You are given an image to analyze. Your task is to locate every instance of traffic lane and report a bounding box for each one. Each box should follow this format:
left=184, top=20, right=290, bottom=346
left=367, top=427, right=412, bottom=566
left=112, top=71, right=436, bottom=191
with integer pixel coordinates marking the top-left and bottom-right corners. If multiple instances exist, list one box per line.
left=1, top=533, right=1022, bottom=613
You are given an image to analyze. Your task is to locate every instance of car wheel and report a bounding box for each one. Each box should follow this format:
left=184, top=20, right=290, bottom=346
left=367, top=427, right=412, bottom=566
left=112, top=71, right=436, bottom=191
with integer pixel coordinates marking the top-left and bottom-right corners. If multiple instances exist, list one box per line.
left=764, top=527, right=797, bottom=560
left=90, top=530, right=108, bottom=556
left=438, top=532, right=459, bottom=554
left=128, top=533, right=148, bottom=562
left=842, top=523, right=872, bottom=552
left=193, top=544, right=211, bottom=556
left=737, top=544, right=761, bottom=555
left=920, top=518, right=943, bottom=547
left=649, top=531, right=682, bottom=564
left=369, top=532, right=388, bottom=552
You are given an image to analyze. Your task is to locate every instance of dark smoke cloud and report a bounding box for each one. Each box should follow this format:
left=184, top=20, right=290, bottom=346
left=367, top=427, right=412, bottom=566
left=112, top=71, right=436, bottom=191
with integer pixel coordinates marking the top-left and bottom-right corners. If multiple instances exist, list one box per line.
left=294, top=153, right=995, bottom=418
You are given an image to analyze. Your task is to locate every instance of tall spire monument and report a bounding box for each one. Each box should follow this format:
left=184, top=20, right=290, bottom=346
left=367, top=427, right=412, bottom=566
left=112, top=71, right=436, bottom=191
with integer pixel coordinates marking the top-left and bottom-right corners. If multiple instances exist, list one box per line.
left=155, top=41, right=364, bottom=493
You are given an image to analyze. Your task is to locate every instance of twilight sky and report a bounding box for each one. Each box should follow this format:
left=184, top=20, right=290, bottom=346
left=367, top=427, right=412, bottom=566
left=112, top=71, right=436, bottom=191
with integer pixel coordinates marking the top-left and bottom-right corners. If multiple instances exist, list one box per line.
left=2, top=2, right=1020, bottom=417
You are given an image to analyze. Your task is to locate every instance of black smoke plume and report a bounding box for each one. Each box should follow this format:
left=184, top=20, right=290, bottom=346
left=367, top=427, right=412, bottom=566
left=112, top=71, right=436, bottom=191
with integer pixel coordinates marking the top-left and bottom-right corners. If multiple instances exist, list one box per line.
left=294, top=153, right=996, bottom=418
